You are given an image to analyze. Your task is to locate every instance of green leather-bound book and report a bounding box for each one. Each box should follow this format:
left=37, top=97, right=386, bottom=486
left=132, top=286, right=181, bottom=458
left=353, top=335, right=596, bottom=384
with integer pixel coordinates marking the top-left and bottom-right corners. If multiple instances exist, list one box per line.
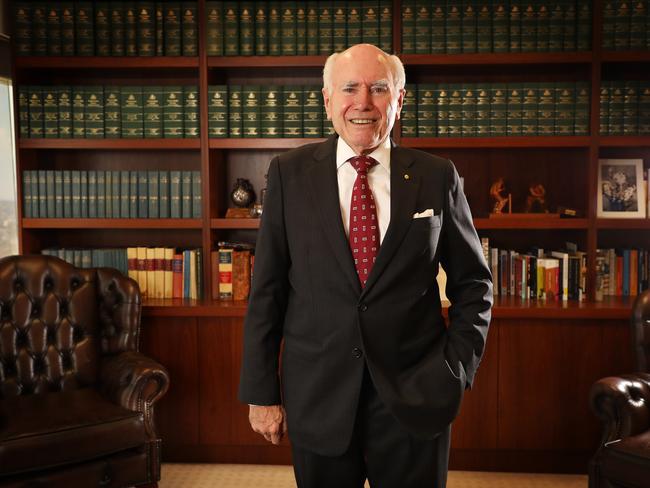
left=323, top=102, right=335, bottom=136
left=608, top=81, right=624, bottom=135
left=362, top=1, right=380, bottom=47
left=120, top=171, right=130, bottom=218
left=537, top=84, right=555, bottom=136
left=75, top=2, right=94, bottom=56
left=283, top=87, right=303, bottom=137
left=436, top=84, right=449, bottom=137
left=207, top=2, right=225, bottom=56
left=95, top=2, right=111, bottom=56
left=148, top=171, right=159, bottom=219
left=85, top=87, right=104, bottom=139
left=446, top=1, right=462, bottom=54
left=46, top=4, right=62, bottom=56
left=574, top=82, right=590, bottom=136
left=555, top=82, right=575, bottom=136
left=623, top=80, right=639, bottom=136
left=104, top=87, right=121, bottom=138
left=14, top=3, right=32, bottom=56
left=163, top=86, right=184, bottom=138
left=159, top=171, right=170, bottom=218
left=111, top=170, right=120, bottom=218
left=22, top=171, right=33, bottom=218
left=97, top=171, right=106, bottom=218
left=417, top=84, right=436, bottom=137
left=303, top=86, right=322, bottom=138
left=506, top=84, right=523, bottom=135
left=46, top=170, right=55, bottom=218
left=124, top=2, right=137, bottom=56
left=170, top=171, right=181, bottom=218
left=318, top=2, right=333, bottom=55
left=57, top=87, right=72, bottom=138
left=80, top=170, right=88, bottom=218
left=181, top=171, right=192, bottom=218
left=88, top=170, right=97, bottom=218
left=155, top=2, right=164, bottom=56
left=31, top=170, right=41, bottom=218
left=183, top=86, right=199, bottom=138
left=243, top=85, right=261, bottom=138
left=37, top=170, right=47, bottom=218
left=629, top=0, right=645, bottom=50
left=521, top=83, right=539, bottom=136
left=29, top=87, right=44, bottom=138
left=476, top=85, right=490, bottom=136
left=240, top=2, right=255, bottom=56
left=461, top=84, right=477, bottom=137
left=576, top=0, right=591, bottom=51
left=562, top=0, right=577, bottom=52
left=254, top=2, right=267, bottom=55
left=378, top=0, right=392, bottom=52
left=639, top=82, right=650, bottom=135
left=268, top=2, right=281, bottom=55
left=332, top=1, right=347, bottom=52
left=476, top=2, right=491, bottom=53
left=71, top=170, right=81, bottom=218
left=18, top=87, right=29, bottom=138
left=401, top=84, right=417, bottom=137
left=55, top=170, right=64, bottom=218
left=208, top=85, right=228, bottom=138
left=224, top=2, right=239, bottom=56
left=281, top=2, right=297, bottom=55
left=229, top=86, right=243, bottom=138
left=31, top=3, right=47, bottom=56
left=548, top=2, right=563, bottom=52
left=447, top=84, right=463, bottom=137
left=520, top=2, right=535, bottom=52
left=535, top=1, right=550, bottom=52
left=138, top=171, right=148, bottom=218
left=415, top=1, right=431, bottom=54
left=121, top=86, right=143, bottom=138
left=347, top=2, right=362, bottom=47
left=164, top=3, right=182, bottom=56
left=63, top=170, right=72, bottom=218
left=401, top=3, right=415, bottom=54
left=192, top=171, right=202, bottom=219
left=137, top=2, right=155, bottom=56
left=43, top=88, right=59, bottom=139
left=296, top=5, right=307, bottom=54
left=181, top=2, right=198, bottom=56
left=144, top=87, right=163, bottom=138
left=461, top=1, right=477, bottom=53
left=613, top=0, right=630, bottom=51
left=490, top=84, right=511, bottom=132
left=129, top=171, right=138, bottom=217
left=602, top=1, right=615, bottom=51
left=105, top=170, right=113, bottom=218
left=492, top=1, right=509, bottom=53
left=508, top=1, right=521, bottom=52
left=430, top=2, right=445, bottom=54
left=110, top=2, right=125, bottom=56
left=261, top=86, right=282, bottom=138
left=306, top=2, right=319, bottom=54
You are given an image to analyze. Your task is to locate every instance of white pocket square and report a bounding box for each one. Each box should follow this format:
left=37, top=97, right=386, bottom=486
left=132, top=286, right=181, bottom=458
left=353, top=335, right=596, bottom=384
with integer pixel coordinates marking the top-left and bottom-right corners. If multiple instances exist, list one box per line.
left=413, top=209, right=434, bottom=219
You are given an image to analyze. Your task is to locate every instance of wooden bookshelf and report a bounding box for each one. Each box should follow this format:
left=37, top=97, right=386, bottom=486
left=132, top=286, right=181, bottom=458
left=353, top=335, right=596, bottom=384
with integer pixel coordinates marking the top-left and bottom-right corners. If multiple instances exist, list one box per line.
left=14, top=56, right=200, bottom=69
left=401, top=136, right=592, bottom=148
left=22, top=218, right=203, bottom=229
left=19, top=139, right=201, bottom=150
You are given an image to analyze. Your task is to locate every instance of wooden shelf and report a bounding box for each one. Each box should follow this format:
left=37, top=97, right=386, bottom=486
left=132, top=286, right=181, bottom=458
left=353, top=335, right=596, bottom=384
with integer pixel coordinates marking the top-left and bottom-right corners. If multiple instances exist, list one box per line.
left=208, top=55, right=328, bottom=68
left=401, top=51, right=593, bottom=66
left=142, top=299, right=248, bottom=317
left=400, top=136, right=591, bottom=148
left=474, top=218, right=589, bottom=230
left=598, top=135, right=650, bottom=147
left=211, top=218, right=260, bottom=229
left=22, top=219, right=203, bottom=229
left=19, top=139, right=201, bottom=150
left=14, top=56, right=200, bottom=69
left=601, top=51, right=650, bottom=63
left=209, top=138, right=326, bottom=149
left=596, top=218, right=650, bottom=230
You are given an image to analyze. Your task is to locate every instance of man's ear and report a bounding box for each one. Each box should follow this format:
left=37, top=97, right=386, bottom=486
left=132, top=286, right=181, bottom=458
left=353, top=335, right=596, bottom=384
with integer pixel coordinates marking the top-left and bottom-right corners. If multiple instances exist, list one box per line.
left=395, top=88, right=406, bottom=120
left=322, top=87, right=332, bottom=120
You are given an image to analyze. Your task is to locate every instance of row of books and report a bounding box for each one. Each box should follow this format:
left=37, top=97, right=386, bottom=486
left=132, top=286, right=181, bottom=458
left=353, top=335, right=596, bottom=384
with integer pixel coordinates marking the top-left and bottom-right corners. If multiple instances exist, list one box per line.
left=482, top=240, right=588, bottom=302
left=402, top=0, right=591, bottom=54
left=19, top=86, right=199, bottom=139
left=41, top=247, right=204, bottom=300
left=206, top=1, right=393, bottom=56
left=596, top=248, right=650, bottom=301
left=401, top=82, right=590, bottom=137
left=22, top=170, right=202, bottom=219
left=14, top=2, right=198, bottom=57
left=211, top=243, right=255, bottom=301
left=602, top=0, right=650, bottom=51
left=599, top=80, right=650, bottom=136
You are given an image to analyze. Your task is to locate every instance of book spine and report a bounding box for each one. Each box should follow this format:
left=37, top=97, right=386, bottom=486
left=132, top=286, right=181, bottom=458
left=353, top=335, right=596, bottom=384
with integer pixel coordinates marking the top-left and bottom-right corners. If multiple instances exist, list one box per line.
left=538, top=83, right=555, bottom=136
left=29, top=86, right=44, bottom=138
left=233, top=250, right=252, bottom=301
left=155, top=2, right=164, bottom=56
left=31, top=4, right=48, bottom=56
left=401, top=3, right=415, bottom=54
left=415, top=1, right=431, bottom=54
left=218, top=248, right=234, bottom=300
left=72, top=87, right=85, bottom=139
left=608, top=81, right=624, bottom=135
left=138, top=2, right=156, bottom=56
left=181, top=2, right=198, bottom=56
left=574, top=82, right=590, bottom=136
left=172, top=253, right=183, bottom=298
left=43, top=88, right=59, bottom=139
left=446, top=2, right=462, bottom=54
left=283, top=87, right=303, bottom=137
left=243, top=85, right=261, bottom=138
left=129, top=170, right=138, bottom=218
left=163, top=86, right=184, bottom=138
left=555, top=82, right=575, bottom=136
left=476, top=85, right=490, bottom=136
left=548, top=2, right=563, bottom=52
left=208, top=85, right=228, bottom=138
left=105, top=170, right=113, bottom=218
left=254, top=1, right=268, bottom=55
left=85, top=86, right=104, bottom=139
left=22, top=171, right=33, bottom=218
left=378, top=1, right=393, bottom=52
left=228, top=85, right=243, bottom=138
left=192, top=171, right=202, bottom=219
left=71, top=170, right=81, bottom=218
left=80, top=170, right=89, bottom=218
left=303, top=86, right=323, bottom=138
left=332, top=1, right=347, bottom=52
left=318, top=2, right=334, bottom=55
left=520, top=2, right=536, bottom=52
left=95, top=2, right=111, bottom=56
left=418, top=84, right=437, bottom=137
left=461, top=84, right=477, bottom=137
left=281, top=2, right=297, bottom=55
left=600, top=81, right=610, bottom=135
left=476, top=2, right=491, bottom=53
left=447, top=84, right=463, bottom=137
left=104, top=86, right=121, bottom=138
left=492, top=1, right=509, bottom=52
left=562, top=0, right=577, bottom=51
left=224, top=2, right=240, bottom=56
left=148, top=170, right=159, bottom=219
left=87, top=170, right=97, bottom=218
left=306, top=2, right=319, bottom=55
left=37, top=170, right=46, bottom=217
left=144, top=86, right=164, bottom=138
left=121, top=86, right=143, bottom=138
left=57, top=86, right=72, bottom=138
left=181, top=171, right=192, bottom=218
left=111, top=170, right=120, bottom=218
left=75, top=2, right=95, bottom=56
left=362, top=1, right=380, bottom=47
left=576, top=0, right=592, bottom=51
left=14, top=3, right=32, bottom=56
left=138, top=171, right=148, bottom=218
left=45, top=170, right=55, bottom=218
left=119, top=170, right=129, bottom=218
left=164, top=3, right=182, bottom=56
left=184, top=86, right=200, bottom=138
left=614, top=0, right=630, bottom=51
left=536, top=1, right=550, bottom=52
left=18, top=87, right=30, bottom=138
left=461, top=1, right=477, bottom=53
left=401, top=84, right=418, bottom=137
left=261, top=86, right=282, bottom=138
left=124, top=2, right=138, bottom=56
left=602, top=1, right=615, bottom=50
left=490, top=83, right=507, bottom=135
left=623, top=80, right=639, bottom=135
left=639, top=81, right=650, bottom=135
left=207, top=2, right=224, bottom=56
left=63, top=170, right=72, bottom=218
left=170, top=171, right=181, bottom=218
left=54, top=170, right=64, bottom=218
left=46, top=4, right=62, bottom=56
left=110, top=2, right=125, bottom=56
left=296, top=5, right=307, bottom=54
left=436, top=84, right=449, bottom=137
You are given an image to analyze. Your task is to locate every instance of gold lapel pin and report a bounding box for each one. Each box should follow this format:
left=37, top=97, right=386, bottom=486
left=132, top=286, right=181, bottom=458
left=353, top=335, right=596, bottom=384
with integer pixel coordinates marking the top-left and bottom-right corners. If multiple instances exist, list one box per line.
left=404, top=174, right=410, bottom=180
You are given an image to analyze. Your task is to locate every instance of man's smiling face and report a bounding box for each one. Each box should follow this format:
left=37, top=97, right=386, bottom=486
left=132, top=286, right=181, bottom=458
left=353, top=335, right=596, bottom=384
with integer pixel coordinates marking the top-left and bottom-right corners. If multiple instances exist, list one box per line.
left=323, top=45, right=405, bottom=155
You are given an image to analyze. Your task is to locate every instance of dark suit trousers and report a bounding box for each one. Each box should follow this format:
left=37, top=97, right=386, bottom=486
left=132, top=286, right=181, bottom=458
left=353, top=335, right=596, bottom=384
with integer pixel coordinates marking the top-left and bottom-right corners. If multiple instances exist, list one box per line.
left=291, top=366, right=451, bottom=488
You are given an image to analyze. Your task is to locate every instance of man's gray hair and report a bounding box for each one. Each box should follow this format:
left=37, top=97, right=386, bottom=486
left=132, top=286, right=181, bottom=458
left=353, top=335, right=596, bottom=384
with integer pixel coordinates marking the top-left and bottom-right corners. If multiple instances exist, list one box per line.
left=322, top=46, right=406, bottom=94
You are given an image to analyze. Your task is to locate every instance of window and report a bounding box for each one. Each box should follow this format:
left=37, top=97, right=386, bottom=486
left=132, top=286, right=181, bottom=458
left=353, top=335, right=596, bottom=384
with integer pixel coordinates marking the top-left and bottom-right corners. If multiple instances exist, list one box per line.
left=0, top=77, right=18, bottom=257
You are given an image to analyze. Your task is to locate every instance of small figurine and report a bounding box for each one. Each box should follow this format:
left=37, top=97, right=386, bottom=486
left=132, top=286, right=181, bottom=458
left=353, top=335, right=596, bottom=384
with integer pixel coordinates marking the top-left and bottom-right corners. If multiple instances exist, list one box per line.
left=525, top=183, right=548, bottom=213
left=230, top=178, right=256, bottom=208
left=490, top=177, right=511, bottom=214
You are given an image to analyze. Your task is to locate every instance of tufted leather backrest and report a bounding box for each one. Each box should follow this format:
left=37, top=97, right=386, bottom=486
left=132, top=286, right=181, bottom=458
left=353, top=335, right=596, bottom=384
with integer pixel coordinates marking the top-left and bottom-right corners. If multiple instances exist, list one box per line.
left=632, top=289, right=650, bottom=373
left=0, top=255, right=141, bottom=399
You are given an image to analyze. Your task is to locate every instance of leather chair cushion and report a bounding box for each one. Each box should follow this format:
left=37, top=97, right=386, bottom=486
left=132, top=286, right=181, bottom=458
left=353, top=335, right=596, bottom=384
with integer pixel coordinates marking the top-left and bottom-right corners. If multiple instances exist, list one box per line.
left=0, top=388, right=145, bottom=477
left=600, top=431, right=650, bottom=488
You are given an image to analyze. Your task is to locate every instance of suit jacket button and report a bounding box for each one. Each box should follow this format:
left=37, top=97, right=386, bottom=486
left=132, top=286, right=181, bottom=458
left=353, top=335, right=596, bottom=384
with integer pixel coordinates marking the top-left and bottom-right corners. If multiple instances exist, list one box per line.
left=358, top=303, right=368, bottom=312
left=352, top=348, right=363, bottom=359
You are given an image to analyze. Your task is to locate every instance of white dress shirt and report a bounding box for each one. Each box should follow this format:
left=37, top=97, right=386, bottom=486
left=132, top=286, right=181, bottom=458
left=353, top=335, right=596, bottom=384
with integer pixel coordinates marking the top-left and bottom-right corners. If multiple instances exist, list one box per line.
left=336, top=137, right=391, bottom=244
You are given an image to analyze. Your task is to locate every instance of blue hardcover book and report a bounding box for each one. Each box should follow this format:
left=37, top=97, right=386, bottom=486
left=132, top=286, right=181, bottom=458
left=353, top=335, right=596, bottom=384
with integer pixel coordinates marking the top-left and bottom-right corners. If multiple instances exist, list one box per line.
left=183, top=249, right=191, bottom=298
left=38, top=170, right=47, bottom=218
left=121, top=170, right=130, bottom=218
left=129, top=171, right=138, bottom=218
left=63, top=170, right=72, bottom=218
left=181, top=171, right=192, bottom=218
left=30, top=170, right=39, bottom=218
left=97, top=170, right=106, bottom=218
left=148, top=170, right=159, bottom=218
left=170, top=170, right=181, bottom=218
left=46, top=170, right=55, bottom=217
left=105, top=170, right=113, bottom=218
left=80, top=170, right=88, bottom=218
left=191, top=170, right=201, bottom=218
left=623, top=249, right=630, bottom=297
left=22, top=171, right=33, bottom=218
left=88, top=170, right=97, bottom=218
left=112, top=170, right=121, bottom=218
left=159, top=170, right=170, bottom=218
left=138, top=171, right=148, bottom=218
left=71, top=170, right=81, bottom=218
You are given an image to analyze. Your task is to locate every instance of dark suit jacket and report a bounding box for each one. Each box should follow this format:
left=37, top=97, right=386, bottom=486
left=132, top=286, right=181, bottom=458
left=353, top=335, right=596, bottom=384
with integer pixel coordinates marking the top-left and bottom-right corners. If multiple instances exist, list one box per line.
left=239, top=136, right=493, bottom=456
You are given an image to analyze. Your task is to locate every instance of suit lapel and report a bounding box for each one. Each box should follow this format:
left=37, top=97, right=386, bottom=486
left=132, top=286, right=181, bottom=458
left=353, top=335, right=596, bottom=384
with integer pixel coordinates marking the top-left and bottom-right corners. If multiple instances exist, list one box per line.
left=308, top=137, right=362, bottom=295
left=361, top=144, right=419, bottom=297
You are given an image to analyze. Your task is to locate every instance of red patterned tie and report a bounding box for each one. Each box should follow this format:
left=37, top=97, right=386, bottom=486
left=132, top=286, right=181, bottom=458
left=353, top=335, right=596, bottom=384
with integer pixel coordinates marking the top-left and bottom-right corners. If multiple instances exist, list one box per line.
left=348, top=156, right=380, bottom=288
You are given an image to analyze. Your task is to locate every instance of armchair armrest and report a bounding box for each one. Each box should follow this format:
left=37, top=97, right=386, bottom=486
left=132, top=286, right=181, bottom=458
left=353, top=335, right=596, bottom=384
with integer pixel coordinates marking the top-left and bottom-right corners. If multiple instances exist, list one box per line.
left=100, top=351, right=170, bottom=439
left=589, top=372, right=650, bottom=445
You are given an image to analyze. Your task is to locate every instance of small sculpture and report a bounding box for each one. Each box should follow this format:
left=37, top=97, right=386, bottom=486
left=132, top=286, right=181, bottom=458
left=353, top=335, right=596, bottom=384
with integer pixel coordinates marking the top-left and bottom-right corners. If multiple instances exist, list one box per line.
left=525, top=183, right=548, bottom=213
left=230, top=178, right=256, bottom=208
left=490, top=177, right=511, bottom=214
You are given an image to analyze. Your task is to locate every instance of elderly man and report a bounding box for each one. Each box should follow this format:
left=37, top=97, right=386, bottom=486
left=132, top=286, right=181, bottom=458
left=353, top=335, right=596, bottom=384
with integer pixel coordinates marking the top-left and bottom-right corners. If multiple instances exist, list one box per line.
left=239, top=44, right=492, bottom=488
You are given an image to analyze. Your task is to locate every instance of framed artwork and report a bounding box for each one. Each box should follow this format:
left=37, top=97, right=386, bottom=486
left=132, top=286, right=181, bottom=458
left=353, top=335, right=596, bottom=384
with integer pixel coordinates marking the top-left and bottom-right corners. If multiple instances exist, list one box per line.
left=597, top=159, right=646, bottom=218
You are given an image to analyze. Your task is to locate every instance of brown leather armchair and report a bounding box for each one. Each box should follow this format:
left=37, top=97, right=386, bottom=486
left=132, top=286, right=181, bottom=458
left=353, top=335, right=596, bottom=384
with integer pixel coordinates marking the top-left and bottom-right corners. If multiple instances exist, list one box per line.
left=589, top=289, right=650, bottom=488
left=0, top=255, right=170, bottom=487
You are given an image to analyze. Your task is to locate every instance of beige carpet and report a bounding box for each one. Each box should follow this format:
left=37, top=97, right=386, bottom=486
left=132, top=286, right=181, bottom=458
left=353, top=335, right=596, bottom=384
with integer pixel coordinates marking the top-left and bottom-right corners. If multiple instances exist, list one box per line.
left=160, top=463, right=587, bottom=487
